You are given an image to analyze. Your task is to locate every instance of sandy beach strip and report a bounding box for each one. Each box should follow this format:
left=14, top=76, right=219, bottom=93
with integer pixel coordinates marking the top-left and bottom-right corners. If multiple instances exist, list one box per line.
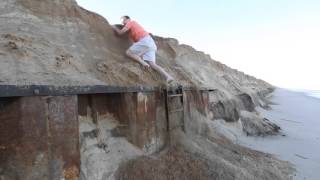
left=238, top=88, right=320, bottom=180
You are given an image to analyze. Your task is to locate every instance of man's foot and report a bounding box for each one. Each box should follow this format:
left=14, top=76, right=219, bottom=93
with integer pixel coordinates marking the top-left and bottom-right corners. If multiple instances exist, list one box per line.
left=166, top=77, right=174, bottom=84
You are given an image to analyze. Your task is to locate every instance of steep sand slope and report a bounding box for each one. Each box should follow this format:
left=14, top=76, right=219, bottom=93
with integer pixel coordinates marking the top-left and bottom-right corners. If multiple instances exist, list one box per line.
left=1, top=0, right=271, bottom=91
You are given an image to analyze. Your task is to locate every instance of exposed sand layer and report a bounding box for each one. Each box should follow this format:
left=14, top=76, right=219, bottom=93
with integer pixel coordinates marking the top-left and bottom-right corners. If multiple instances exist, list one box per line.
left=0, top=0, right=271, bottom=93
left=116, top=131, right=294, bottom=180
left=79, top=110, right=294, bottom=180
left=79, top=115, right=143, bottom=180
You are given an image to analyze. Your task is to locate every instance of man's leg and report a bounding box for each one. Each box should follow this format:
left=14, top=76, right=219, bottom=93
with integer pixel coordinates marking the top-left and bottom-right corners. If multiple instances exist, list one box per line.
left=126, top=49, right=150, bottom=68
left=148, top=61, right=174, bottom=82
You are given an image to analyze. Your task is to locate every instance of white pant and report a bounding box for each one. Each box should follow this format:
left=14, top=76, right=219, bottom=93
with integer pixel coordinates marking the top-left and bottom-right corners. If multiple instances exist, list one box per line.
left=128, top=35, right=157, bottom=62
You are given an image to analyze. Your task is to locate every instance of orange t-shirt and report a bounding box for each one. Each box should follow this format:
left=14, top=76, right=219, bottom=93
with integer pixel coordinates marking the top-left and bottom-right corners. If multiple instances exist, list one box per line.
left=125, top=20, right=149, bottom=42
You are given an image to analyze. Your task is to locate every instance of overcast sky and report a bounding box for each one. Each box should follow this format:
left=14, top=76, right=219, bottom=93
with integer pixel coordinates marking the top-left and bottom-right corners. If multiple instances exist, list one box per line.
left=76, top=0, right=320, bottom=90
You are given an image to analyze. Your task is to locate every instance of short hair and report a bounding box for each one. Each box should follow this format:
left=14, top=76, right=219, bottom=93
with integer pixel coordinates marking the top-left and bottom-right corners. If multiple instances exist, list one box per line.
left=122, top=15, right=130, bottom=20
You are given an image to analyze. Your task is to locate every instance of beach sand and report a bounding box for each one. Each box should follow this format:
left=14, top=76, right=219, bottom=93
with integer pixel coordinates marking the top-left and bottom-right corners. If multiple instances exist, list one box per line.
left=239, top=89, right=320, bottom=180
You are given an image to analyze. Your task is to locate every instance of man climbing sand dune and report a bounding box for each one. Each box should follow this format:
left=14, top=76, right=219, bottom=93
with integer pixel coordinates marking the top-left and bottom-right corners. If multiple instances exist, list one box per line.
left=112, top=15, right=174, bottom=84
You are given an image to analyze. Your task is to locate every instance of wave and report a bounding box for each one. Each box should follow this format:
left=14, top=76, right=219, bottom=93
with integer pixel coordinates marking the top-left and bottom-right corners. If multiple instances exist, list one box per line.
left=289, top=89, right=320, bottom=100
left=305, top=90, right=320, bottom=99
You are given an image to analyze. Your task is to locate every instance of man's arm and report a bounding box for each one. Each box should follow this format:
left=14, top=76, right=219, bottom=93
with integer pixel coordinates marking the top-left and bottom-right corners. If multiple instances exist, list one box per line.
left=112, top=25, right=129, bottom=36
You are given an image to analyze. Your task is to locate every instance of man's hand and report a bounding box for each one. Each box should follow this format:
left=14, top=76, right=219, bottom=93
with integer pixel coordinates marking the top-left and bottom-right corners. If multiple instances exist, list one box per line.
left=112, top=25, right=119, bottom=34
left=112, top=25, right=118, bottom=30
left=112, top=24, right=129, bottom=36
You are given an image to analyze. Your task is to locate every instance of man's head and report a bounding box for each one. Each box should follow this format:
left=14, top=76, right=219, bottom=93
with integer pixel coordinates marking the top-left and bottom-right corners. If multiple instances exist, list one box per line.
left=121, top=15, right=130, bottom=25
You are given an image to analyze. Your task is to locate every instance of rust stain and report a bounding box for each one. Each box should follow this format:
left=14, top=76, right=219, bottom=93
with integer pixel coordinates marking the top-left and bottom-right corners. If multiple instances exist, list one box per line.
left=64, top=165, right=79, bottom=180
left=137, top=92, right=148, bottom=113
left=0, top=96, right=80, bottom=179
left=185, top=90, right=209, bottom=116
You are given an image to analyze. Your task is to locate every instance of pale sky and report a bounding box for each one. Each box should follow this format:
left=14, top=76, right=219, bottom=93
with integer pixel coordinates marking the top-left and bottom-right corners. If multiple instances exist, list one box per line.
left=76, top=0, right=320, bottom=90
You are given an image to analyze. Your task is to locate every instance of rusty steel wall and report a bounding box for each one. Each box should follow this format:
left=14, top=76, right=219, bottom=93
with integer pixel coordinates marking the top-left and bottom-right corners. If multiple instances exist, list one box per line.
left=78, top=91, right=168, bottom=154
left=184, top=90, right=209, bottom=116
left=134, top=91, right=167, bottom=153
left=183, top=90, right=210, bottom=135
left=0, top=88, right=211, bottom=179
left=0, top=96, right=80, bottom=180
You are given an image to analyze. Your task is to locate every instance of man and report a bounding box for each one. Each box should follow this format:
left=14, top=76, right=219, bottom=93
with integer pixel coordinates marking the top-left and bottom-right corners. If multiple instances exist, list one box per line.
left=112, top=16, right=174, bottom=83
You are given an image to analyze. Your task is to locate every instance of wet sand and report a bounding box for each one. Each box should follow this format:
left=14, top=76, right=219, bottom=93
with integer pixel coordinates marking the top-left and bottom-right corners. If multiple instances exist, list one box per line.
left=239, top=89, right=320, bottom=180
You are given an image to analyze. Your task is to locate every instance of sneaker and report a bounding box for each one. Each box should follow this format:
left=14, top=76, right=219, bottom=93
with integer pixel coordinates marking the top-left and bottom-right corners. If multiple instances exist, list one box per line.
left=166, top=77, right=174, bottom=84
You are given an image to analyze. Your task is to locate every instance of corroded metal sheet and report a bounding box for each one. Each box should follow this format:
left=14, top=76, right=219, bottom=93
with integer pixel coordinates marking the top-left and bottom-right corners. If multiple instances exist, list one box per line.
left=0, top=85, right=159, bottom=97
left=136, top=92, right=157, bottom=153
left=46, top=96, right=79, bottom=180
left=79, top=91, right=168, bottom=154
left=0, top=85, right=214, bottom=98
left=184, top=90, right=209, bottom=116
left=183, top=90, right=210, bottom=135
left=0, top=96, right=79, bottom=180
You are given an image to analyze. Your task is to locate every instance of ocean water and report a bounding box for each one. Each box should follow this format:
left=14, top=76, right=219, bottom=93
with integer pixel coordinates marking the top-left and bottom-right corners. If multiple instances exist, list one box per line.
left=305, top=90, right=320, bottom=99
left=291, top=89, right=320, bottom=100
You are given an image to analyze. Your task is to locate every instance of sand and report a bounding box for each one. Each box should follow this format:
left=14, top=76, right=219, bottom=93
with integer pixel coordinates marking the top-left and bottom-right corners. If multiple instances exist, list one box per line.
left=238, top=89, right=320, bottom=180
left=0, top=0, right=273, bottom=97
left=78, top=99, right=295, bottom=180
left=79, top=115, right=143, bottom=180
